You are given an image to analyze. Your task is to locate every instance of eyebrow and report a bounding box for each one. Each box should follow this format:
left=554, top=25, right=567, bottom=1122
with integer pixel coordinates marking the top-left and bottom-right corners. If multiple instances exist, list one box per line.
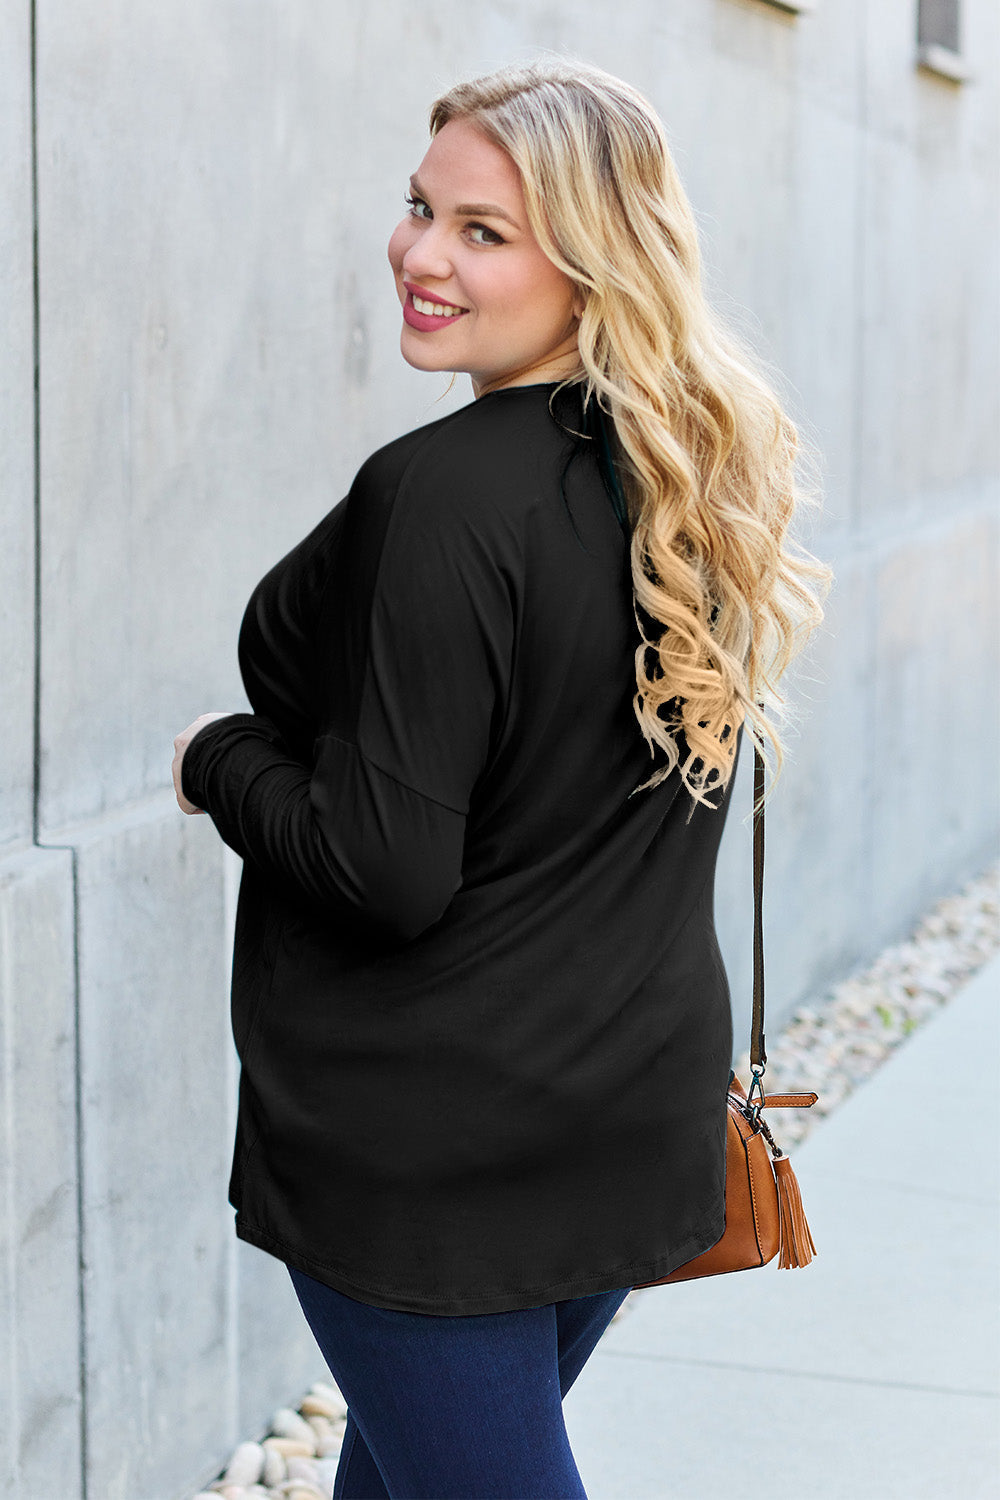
left=409, top=175, right=521, bottom=229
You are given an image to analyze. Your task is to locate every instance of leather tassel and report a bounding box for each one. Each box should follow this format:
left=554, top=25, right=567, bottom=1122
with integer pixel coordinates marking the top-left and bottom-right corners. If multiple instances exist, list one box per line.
left=773, top=1153, right=817, bottom=1268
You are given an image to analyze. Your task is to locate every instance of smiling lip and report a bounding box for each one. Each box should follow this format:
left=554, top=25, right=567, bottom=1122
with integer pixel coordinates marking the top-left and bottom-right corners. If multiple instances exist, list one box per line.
left=402, top=281, right=470, bottom=332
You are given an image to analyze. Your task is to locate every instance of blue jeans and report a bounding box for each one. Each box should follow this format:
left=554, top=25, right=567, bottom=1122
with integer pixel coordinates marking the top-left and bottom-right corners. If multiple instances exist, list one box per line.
left=287, top=1264, right=632, bottom=1499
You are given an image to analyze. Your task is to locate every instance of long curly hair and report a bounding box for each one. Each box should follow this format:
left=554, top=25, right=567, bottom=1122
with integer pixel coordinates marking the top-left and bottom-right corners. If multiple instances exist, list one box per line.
left=429, top=57, right=834, bottom=813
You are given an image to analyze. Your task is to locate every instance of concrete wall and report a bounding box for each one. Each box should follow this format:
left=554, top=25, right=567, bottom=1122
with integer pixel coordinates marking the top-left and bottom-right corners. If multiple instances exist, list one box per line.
left=2, top=2, right=997, bottom=1496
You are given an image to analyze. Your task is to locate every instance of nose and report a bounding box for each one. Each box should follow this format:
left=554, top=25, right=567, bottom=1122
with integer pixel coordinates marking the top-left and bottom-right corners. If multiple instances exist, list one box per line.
left=400, top=221, right=455, bottom=286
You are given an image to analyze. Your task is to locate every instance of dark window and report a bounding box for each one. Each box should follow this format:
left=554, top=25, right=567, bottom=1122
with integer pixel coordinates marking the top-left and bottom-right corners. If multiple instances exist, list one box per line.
left=918, top=0, right=961, bottom=55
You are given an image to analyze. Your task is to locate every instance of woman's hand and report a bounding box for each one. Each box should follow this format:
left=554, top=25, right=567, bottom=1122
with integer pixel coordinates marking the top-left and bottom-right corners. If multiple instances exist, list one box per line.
left=172, top=712, right=237, bottom=814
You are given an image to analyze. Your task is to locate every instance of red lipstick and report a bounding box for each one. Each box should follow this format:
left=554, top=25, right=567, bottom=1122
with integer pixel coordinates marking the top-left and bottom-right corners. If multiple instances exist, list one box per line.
left=402, top=281, right=469, bottom=333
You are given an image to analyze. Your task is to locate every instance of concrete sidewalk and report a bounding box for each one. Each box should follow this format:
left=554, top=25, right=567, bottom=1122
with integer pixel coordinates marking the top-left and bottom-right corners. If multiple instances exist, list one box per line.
left=563, top=953, right=1000, bottom=1500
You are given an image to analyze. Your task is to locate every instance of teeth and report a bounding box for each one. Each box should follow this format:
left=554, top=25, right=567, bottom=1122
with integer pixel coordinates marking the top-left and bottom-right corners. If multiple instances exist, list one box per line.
left=412, top=295, right=465, bottom=317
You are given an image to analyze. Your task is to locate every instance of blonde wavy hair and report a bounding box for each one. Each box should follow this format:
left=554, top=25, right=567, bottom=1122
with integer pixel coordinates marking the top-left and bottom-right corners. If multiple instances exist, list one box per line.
left=430, top=57, right=834, bottom=813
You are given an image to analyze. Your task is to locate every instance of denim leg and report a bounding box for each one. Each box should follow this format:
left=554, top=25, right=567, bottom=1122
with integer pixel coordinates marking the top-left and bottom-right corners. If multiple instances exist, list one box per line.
left=288, top=1265, right=631, bottom=1500
left=328, top=1285, right=632, bottom=1497
left=332, top=1408, right=391, bottom=1500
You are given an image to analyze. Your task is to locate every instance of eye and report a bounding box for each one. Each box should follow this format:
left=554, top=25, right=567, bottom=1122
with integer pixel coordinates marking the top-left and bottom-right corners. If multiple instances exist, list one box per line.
left=403, top=193, right=431, bottom=220
left=468, top=223, right=505, bottom=247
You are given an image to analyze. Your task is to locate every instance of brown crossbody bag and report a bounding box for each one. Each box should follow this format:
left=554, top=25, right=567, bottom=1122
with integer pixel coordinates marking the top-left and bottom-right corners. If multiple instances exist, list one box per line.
left=633, top=739, right=819, bottom=1286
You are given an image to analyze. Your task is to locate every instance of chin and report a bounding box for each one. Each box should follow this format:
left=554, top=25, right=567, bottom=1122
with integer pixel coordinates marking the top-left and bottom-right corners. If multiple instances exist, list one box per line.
left=399, top=334, right=457, bottom=375
left=399, top=347, right=447, bottom=375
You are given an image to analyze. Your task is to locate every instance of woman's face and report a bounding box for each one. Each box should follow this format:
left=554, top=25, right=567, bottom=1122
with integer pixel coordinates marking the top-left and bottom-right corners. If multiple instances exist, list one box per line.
left=387, top=117, right=584, bottom=397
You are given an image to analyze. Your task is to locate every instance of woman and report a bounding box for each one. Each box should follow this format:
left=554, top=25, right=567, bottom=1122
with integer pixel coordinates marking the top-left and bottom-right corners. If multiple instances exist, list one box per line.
left=172, top=57, right=831, bottom=1500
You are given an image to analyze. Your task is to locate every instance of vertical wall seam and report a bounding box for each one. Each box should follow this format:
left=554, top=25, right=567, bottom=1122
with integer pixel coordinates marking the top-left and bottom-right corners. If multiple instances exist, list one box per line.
left=29, top=0, right=40, bottom=850
left=28, top=3, right=89, bottom=1495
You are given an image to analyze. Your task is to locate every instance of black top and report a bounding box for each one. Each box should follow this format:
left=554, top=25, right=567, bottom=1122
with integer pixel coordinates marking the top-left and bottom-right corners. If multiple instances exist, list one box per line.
left=182, top=379, right=743, bottom=1316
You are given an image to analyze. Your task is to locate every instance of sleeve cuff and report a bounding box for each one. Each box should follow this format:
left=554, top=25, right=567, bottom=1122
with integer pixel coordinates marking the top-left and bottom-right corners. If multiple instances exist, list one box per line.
left=180, top=712, right=266, bottom=811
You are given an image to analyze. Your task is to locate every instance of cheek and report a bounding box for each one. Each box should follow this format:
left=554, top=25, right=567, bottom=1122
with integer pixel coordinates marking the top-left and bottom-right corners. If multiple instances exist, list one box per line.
left=488, top=255, right=573, bottom=328
left=531, top=264, right=577, bottom=328
left=470, top=260, right=528, bottom=318
left=387, top=220, right=415, bottom=274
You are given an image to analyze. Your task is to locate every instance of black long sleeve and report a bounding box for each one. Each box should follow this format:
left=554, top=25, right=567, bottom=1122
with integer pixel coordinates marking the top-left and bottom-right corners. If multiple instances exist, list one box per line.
left=181, top=436, right=514, bottom=943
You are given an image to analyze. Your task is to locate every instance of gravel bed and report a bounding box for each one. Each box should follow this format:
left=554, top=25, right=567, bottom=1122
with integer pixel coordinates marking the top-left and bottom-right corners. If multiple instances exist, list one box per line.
left=192, top=860, right=998, bottom=1500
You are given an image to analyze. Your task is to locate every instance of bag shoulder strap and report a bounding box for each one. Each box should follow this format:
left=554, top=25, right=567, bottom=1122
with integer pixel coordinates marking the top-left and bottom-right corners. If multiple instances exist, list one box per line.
left=751, top=741, right=766, bottom=1072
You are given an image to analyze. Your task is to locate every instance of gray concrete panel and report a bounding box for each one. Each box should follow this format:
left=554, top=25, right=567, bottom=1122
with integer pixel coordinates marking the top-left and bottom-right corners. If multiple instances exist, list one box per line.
left=720, top=501, right=1000, bottom=1043
left=860, top=0, right=1000, bottom=516
left=871, top=504, right=1000, bottom=936
left=717, top=546, right=876, bottom=1047
left=0, top=845, right=80, bottom=1500
left=0, top=0, right=36, bottom=849
left=72, top=800, right=229, bottom=1500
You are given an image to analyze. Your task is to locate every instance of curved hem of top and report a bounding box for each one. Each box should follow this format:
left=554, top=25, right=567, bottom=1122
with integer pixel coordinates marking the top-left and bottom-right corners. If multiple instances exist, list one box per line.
left=233, top=1205, right=726, bottom=1317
